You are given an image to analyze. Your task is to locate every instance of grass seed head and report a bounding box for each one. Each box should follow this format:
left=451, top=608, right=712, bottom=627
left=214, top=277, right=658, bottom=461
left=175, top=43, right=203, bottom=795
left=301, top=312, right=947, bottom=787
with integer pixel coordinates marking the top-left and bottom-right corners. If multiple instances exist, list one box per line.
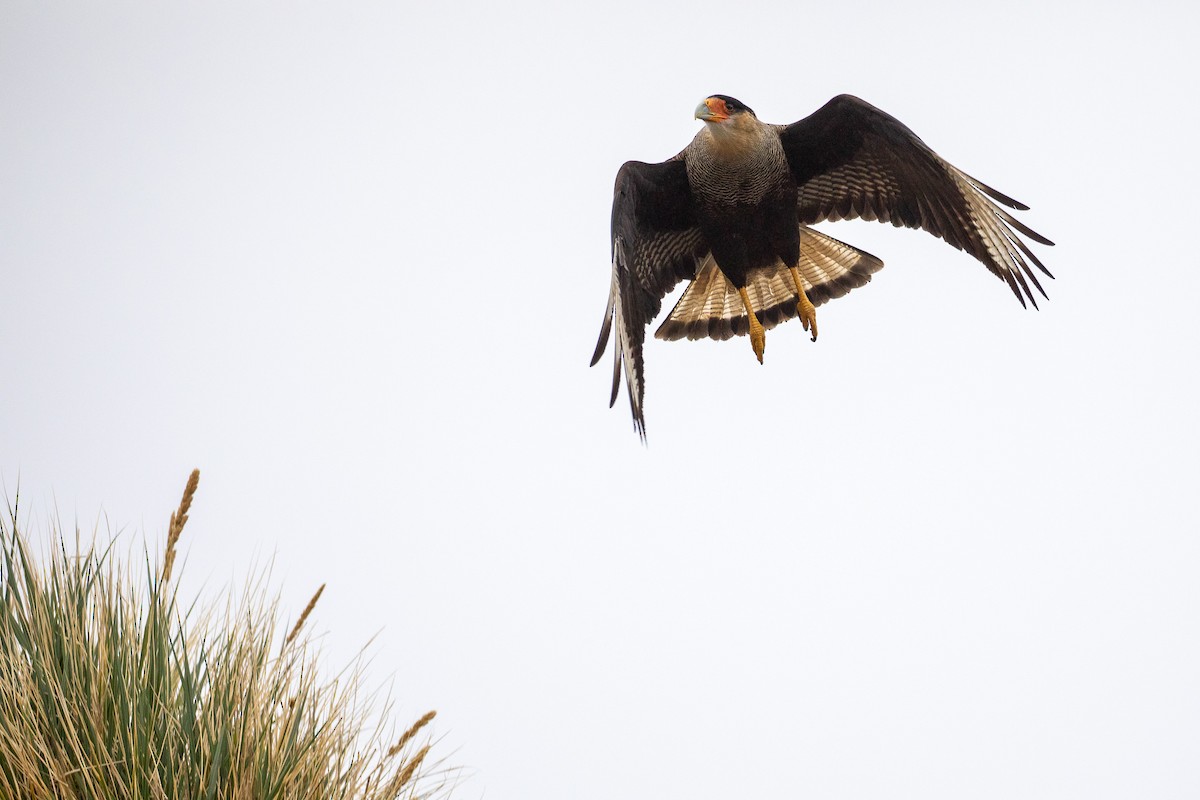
left=285, top=583, right=326, bottom=646
left=388, top=710, right=437, bottom=759
left=161, top=468, right=200, bottom=583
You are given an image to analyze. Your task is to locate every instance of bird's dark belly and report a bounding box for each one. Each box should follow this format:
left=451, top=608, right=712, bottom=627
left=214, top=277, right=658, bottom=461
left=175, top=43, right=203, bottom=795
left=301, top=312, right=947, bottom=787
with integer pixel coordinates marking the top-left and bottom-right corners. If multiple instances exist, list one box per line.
left=700, top=201, right=799, bottom=287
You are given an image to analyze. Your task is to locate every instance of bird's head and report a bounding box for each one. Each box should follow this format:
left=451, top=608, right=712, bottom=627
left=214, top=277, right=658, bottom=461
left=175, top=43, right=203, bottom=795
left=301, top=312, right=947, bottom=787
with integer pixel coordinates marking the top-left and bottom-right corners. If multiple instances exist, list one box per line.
left=694, top=95, right=756, bottom=125
left=693, top=95, right=764, bottom=153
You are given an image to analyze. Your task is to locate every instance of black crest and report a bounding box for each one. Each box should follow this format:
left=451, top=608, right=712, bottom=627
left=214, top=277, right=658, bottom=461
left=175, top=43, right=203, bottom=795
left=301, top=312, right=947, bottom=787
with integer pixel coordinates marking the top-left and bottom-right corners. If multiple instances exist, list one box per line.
left=712, top=95, right=755, bottom=117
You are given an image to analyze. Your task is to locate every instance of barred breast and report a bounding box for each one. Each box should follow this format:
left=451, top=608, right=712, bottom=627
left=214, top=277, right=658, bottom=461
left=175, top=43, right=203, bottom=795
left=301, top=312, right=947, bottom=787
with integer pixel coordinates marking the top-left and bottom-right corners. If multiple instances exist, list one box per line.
left=683, top=124, right=792, bottom=206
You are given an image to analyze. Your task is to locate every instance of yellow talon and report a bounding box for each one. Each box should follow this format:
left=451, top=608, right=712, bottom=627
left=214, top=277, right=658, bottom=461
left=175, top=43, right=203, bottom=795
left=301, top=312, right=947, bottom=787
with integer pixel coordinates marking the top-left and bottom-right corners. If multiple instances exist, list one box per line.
left=788, top=267, right=818, bottom=342
left=738, top=287, right=765, bottom=364
left=749, top=318, right=765, bottom=364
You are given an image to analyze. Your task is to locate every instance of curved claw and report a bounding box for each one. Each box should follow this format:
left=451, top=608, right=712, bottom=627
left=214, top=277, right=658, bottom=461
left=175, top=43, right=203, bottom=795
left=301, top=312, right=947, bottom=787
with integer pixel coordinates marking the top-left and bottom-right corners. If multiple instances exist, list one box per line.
left=789, top=267, right=819, bottom=342
left=749, top=320, right=765, bottom=364
left=798, top=298, right=818, bottom=342
left=738, top=287, right=766, bottom=364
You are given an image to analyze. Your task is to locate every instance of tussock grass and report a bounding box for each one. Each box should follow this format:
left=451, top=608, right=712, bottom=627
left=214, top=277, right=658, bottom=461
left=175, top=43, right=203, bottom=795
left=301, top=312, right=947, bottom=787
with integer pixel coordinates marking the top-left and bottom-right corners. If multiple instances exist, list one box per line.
left=0, top=470, right=453, bottom=800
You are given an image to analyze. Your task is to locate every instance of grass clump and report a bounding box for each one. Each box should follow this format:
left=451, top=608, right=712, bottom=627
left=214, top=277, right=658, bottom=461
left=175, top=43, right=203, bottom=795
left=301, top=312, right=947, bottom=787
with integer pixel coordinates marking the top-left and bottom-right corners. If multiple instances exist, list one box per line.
left=0, top=469, right=451, bottom=800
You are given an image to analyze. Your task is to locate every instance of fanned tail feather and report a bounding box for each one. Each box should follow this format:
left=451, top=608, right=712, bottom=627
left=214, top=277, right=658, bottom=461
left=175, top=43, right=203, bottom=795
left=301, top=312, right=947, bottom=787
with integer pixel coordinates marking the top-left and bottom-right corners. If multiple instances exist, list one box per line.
left=654, top=226, right=884, bottom=341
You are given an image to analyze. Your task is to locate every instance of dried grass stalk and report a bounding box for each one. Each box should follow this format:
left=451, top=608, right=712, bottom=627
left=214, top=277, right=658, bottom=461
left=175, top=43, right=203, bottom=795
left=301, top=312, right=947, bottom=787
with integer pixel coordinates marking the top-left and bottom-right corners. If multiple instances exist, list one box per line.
left=386, top=744, right=431, bottom=797
left=161, top=468, right=200, bottom=583
left=388, top=710, right=437, bottom=759
left=285, top=583, right=326, bottom=646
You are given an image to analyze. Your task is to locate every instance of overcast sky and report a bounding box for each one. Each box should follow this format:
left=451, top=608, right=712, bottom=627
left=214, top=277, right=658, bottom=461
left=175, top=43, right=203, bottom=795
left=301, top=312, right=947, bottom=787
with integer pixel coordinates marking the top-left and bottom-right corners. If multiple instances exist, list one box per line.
left=3, top=2, right=1199, bottom=798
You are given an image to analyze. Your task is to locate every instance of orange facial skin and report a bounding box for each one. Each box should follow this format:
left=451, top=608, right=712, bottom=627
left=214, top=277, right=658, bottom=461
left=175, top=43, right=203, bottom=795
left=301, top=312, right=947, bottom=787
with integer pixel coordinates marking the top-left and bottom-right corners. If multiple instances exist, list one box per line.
left=694, top=96, right=731, bottom=122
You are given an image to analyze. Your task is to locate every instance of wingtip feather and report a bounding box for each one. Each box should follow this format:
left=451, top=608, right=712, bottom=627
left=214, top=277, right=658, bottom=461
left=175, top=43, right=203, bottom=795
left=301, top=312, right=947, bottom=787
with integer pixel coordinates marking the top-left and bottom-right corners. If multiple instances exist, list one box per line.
left=590, top=295, right=614, bottom=367
left=608, top=339, right=621, bottom=407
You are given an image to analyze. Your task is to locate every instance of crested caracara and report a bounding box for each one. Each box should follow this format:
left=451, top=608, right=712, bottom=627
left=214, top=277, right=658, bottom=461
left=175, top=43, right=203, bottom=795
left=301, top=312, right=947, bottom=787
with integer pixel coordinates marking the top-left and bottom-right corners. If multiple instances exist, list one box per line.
left=591, top=94, right=1053, bottom=439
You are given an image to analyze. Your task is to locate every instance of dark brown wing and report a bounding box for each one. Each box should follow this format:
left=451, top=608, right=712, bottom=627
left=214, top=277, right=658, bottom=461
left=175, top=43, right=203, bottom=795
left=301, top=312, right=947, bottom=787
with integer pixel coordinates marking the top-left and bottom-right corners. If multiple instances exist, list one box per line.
left=779, top=94, right=1053, bottom=306
left=590, top=159, right=707, bottom=439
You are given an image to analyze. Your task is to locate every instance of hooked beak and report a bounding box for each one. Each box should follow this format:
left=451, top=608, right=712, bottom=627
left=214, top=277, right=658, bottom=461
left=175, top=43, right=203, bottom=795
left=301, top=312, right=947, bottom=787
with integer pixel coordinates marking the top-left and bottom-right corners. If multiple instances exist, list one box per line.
left=694, top=97, right=730, bottom=123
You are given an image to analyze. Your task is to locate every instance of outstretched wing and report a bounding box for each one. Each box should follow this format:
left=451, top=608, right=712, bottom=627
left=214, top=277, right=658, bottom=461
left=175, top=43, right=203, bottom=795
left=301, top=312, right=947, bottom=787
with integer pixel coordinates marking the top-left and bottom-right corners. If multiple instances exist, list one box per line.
left=779, top=94, right=1053, bottom=306
left=590, top=159, right=707, bottom=439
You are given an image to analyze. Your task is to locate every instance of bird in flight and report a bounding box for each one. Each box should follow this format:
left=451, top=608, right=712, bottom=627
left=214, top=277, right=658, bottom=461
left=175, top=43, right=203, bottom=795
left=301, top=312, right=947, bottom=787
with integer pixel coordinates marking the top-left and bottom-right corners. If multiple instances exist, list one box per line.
left=591, top=94, right=1053, bottom=439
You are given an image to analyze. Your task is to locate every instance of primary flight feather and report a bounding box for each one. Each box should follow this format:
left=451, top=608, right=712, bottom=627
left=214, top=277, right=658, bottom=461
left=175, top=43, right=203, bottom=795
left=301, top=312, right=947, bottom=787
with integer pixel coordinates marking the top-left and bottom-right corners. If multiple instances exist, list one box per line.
left=590, top=94, right=1054, bottom=439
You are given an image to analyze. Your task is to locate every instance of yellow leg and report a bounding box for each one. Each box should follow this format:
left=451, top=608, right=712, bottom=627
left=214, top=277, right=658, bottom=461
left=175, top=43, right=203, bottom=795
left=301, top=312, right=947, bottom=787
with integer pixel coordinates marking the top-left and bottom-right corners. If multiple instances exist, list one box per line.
left=737, top=287, right=765, bottom=364
left=788, top=267, right=818, bottom=342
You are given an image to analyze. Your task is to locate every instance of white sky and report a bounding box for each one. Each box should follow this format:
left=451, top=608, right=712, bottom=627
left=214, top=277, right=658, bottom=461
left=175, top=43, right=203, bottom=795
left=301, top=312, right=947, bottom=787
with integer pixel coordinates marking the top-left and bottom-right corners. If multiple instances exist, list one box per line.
left=3, top=2, right=1199, bottom=798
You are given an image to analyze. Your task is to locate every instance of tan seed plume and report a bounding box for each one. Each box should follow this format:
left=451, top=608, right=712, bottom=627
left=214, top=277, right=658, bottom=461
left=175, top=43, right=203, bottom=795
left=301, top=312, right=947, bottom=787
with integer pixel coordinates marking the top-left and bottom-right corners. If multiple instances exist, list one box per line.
left=390, top=744, right=431, bottom=793
left=161, top=469, right=200, bottom=583
left=285, top=583, right=325, bottom=646
left=387, top=710, right=437, bottom=759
